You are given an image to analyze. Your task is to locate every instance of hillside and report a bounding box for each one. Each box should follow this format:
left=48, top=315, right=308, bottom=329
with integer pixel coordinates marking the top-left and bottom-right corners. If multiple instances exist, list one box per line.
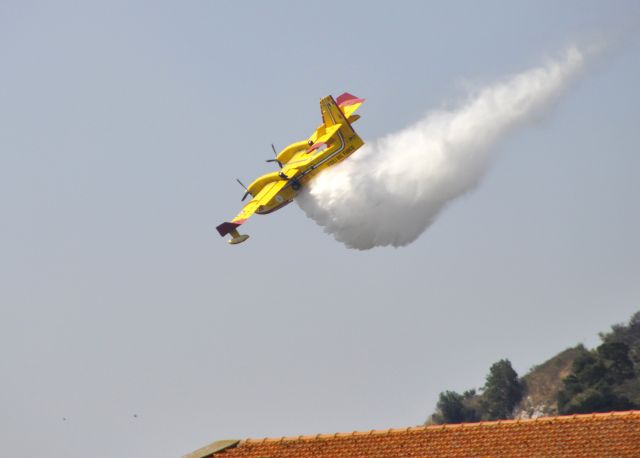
left=515, top=346, right=587, bottom=418
left=428, top=311, right=640, bottom=424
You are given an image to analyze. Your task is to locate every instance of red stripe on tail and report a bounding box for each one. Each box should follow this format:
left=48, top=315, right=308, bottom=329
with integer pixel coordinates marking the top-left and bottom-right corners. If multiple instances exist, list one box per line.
left=336, top=92, right=365, bottom=107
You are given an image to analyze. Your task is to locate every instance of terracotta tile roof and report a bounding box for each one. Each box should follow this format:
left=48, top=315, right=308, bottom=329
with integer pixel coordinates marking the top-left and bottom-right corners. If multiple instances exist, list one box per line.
left=185, top=411, right=640, bottom=458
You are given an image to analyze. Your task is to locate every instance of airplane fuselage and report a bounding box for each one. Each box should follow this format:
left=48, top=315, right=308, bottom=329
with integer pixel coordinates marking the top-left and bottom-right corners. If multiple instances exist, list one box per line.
left=253, top=127, right=363, bottom=215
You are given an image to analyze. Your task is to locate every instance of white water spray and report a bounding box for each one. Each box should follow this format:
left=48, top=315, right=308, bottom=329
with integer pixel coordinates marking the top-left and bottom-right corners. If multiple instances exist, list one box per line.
left=297, top=47, right=586, bottom=250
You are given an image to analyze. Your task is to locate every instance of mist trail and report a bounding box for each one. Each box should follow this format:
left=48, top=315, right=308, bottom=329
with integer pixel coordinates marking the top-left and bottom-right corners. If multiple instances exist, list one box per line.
left=297, top=47, right=587, bottom=250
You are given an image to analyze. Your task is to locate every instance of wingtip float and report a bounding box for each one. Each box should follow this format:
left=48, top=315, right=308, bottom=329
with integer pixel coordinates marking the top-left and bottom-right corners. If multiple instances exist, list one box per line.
left=216, top=92, right=365, bottom=245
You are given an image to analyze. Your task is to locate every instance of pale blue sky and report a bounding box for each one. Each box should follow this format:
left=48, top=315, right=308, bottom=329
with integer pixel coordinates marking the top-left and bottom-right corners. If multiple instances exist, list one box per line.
left=1, top=1, right=639, bottom=457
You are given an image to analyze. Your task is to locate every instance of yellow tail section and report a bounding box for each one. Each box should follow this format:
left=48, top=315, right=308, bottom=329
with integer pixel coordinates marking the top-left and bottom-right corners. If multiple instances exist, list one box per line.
left=319, top=93, right=365, bottom=136
left=316, top=94, right=365, bottom=151
left=336, top=92, right=365, bottom=120
left=320, top=95, right=352, bottom=133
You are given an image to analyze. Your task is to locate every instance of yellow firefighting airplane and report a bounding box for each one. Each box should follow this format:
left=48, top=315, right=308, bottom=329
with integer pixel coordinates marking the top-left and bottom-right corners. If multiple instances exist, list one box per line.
left=217, top=92, right=365, bottom=244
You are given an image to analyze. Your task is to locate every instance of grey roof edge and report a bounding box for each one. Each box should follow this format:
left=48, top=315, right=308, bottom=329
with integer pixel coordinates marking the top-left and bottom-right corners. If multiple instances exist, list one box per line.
left=182, top=439, right=240, bottom=458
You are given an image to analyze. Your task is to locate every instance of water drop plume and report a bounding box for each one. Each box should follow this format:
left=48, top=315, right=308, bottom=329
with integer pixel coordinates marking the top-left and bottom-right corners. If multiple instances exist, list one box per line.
left=298, top=47, right=586, bottom=249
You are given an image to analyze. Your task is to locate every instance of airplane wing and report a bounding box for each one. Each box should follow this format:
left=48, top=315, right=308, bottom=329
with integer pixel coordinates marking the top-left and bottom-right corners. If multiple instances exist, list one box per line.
left=216, top=178, right=291, bottom=240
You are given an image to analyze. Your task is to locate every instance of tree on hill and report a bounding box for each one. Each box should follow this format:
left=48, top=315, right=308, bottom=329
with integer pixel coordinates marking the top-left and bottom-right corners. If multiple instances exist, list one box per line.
left=481, top=359, right=524, bottom=420
left=557, top=341, right=637, bottom=414
left=600, top=311, right=640, bottom=365
left=429, top=360, right=523, bottom=424
left=431, top=390, right=478, bottom=424
left=598, top=342, right=635, bottom=383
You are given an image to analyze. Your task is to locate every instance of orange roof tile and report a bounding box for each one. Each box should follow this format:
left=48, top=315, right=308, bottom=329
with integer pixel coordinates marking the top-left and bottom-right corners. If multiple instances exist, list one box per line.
left=185, top=411, right=640, bottom=458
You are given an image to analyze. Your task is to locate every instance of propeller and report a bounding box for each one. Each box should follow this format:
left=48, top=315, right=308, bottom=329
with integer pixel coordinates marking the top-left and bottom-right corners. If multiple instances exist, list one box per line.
left=236, top=178, right=251, bottom=201
left=266, top=143, right=283, bottom=168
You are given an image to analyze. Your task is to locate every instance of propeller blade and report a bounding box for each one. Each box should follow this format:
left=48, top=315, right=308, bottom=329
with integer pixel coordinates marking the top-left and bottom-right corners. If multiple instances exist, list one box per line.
left=236, top=178, right=251, bottom=201
left=266, top=158, right=283, bottom=168
left=267, top=144, right=283, bottom=168
left=236, top=178, right=249, bottom=191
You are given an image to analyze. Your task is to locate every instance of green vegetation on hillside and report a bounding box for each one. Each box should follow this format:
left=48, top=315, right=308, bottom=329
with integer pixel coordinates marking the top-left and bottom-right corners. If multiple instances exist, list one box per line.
left=428, top=311, right=640, bottom=424
left=557, top=311, right=640, bottom=414
left=430, top=359, right=523, bottom=424
left=556, top=342, right=636, bottom=414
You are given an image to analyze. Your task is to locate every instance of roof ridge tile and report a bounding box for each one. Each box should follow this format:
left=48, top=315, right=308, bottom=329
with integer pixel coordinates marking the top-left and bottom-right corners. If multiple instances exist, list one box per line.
left=234, top=410, right=640, bottom=444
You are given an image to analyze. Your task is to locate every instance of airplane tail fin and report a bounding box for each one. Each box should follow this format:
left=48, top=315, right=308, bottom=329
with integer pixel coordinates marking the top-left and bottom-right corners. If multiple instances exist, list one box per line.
left=336, top=92, right=365, bottom=121
left=320, top=93, right=365, bottom=133
left=320, top=95, right=348, bottom=129
left=313, top=93, right=365, bottom=154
